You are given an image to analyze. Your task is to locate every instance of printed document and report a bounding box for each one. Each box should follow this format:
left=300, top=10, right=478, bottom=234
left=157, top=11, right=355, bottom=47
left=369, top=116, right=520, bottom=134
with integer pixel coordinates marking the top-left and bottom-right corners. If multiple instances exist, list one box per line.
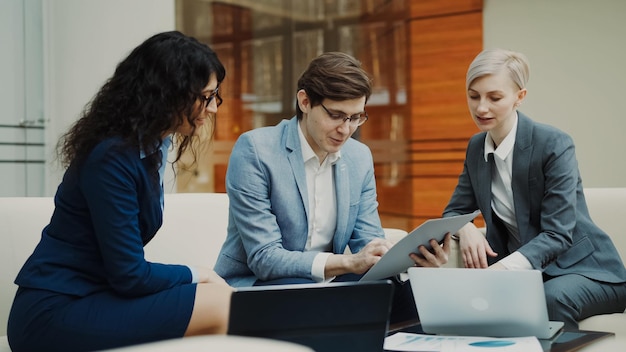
left=384, top=332, right=542, bottom=352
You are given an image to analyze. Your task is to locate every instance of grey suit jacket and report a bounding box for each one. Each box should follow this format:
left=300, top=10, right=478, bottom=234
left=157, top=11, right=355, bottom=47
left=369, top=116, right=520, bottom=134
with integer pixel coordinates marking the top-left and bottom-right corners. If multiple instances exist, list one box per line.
left=444, top=112, right=626, bottom=283
left=214, top=117, right=384, bottom=286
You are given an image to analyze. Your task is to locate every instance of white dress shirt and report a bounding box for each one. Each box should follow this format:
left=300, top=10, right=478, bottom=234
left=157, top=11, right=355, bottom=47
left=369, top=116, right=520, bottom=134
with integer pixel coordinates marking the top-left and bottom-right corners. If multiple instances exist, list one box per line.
left=298, top=123, right=339, bottom=281
left=483, top=113, right=532, bottom=270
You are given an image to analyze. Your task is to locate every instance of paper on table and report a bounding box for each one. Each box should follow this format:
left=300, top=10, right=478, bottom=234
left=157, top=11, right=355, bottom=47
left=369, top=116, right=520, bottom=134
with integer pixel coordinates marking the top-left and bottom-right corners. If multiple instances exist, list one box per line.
left=383, top=333, right=542, bottom=352
left=440, top=336, right=542, bottom=352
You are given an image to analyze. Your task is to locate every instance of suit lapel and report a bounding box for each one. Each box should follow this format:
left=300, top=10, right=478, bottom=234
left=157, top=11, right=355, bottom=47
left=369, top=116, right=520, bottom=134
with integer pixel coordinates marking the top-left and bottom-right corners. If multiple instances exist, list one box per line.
left=333, top=158, right=349, bottom=249
left=512, top=113, right=533, bottom=240
left=285, top=118, right=309, bottom=220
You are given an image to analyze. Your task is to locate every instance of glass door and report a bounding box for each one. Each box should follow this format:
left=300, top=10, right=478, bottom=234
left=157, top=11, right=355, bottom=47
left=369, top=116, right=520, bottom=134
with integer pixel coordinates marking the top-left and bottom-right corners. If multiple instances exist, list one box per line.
left=0, top=0, right=45, bottom=196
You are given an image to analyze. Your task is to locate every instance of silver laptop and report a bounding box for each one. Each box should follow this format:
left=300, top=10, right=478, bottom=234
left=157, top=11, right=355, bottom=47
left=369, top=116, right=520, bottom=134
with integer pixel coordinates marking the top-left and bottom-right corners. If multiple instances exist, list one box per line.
left=407, top=267, right=564, bottom=339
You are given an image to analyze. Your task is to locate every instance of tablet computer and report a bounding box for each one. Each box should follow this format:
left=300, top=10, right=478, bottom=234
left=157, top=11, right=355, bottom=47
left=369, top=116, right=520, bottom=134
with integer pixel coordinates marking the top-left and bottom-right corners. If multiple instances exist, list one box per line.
left=359, top=210, right=481, bottom=282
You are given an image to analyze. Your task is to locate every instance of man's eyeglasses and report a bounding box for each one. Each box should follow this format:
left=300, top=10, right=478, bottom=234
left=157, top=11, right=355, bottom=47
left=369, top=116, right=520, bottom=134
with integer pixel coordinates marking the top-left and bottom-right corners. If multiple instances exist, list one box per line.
left=200, top=87, right=222, bottom=109
left=320, top=103, right=368, bottom=127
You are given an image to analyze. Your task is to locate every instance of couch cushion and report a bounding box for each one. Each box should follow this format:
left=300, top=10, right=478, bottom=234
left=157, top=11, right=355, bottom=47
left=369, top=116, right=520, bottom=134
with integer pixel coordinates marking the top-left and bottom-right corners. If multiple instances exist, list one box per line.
left=579, top=313, right=626, bottom=335
left=0, top=197, right=55, bottom=338
left=577, top=313, right=626, bottom=351
left=144, top=193, right=229, bottom=268
left=0, top=336, right=10, bottom=352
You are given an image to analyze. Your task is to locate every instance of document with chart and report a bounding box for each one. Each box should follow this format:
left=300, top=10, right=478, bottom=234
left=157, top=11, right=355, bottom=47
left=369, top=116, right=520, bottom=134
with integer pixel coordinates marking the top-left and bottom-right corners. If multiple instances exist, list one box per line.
left=384, top=332, right=542, bottom=352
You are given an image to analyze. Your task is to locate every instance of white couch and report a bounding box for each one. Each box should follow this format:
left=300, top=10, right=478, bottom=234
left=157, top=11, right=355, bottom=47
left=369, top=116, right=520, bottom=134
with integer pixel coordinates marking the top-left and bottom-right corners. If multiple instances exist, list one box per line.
left=1, top=189, right=625, bottom=351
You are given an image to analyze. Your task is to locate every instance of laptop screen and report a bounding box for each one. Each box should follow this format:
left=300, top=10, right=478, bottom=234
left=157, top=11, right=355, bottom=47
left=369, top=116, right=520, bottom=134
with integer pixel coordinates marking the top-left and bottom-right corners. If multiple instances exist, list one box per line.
left=228, top=280, right=394, bottom=352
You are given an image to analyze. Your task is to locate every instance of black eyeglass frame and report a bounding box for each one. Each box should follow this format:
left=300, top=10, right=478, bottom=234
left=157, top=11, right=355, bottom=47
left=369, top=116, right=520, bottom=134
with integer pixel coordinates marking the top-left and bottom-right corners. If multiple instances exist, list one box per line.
left=200, top=86, right=222, bottom=109
left=320, top=103, right=368, bottom=126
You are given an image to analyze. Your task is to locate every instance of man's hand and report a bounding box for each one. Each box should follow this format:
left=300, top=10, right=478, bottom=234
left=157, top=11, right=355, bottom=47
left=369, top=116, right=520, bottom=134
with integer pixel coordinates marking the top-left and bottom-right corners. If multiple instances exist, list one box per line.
left=457, top=222, right=498, bottom=268
left=325, top=237, right=394, bottom=277
left=409, top=233, right=451, bottom=267
left=349, top=238, right=394, bottom=274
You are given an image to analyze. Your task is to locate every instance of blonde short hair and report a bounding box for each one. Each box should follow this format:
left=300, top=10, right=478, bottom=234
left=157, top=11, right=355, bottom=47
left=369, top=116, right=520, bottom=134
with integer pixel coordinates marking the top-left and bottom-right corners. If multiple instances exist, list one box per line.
left=466, top=48, right=530, bottom=90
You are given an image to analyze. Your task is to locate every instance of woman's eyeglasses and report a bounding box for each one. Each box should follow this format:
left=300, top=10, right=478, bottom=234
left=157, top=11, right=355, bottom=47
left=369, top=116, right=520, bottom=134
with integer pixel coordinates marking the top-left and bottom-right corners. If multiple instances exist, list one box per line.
left=320, top=103, right=368, bottom=127
left=200, top=87, right=222, bottom=109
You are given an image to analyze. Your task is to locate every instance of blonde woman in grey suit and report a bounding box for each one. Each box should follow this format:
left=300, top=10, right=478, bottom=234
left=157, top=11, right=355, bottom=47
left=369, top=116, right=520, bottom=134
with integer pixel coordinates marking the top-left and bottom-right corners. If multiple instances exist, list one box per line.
left=444, top=48, right=626, bottom=329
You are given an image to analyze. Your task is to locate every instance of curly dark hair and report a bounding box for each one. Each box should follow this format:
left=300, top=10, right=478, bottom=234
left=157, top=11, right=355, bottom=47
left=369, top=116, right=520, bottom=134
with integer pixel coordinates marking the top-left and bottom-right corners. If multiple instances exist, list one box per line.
left=57, top=31, right=225, bottom=179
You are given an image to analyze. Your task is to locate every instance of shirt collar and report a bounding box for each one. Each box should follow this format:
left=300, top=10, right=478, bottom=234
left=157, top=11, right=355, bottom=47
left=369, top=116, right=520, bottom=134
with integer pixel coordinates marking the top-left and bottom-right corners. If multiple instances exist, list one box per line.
left=140, top=134, right=172, bottom=159
left=483, top=113, right=518, bottom=162
left=297, top=121, right=341, bottom=165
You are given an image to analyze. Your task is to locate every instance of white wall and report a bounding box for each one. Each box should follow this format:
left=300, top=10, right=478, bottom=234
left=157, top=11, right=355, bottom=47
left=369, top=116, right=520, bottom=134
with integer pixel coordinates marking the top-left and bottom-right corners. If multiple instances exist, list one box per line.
left=43, top=0, right=175, bottom=195
left=483, top=0, right=626, bottom=187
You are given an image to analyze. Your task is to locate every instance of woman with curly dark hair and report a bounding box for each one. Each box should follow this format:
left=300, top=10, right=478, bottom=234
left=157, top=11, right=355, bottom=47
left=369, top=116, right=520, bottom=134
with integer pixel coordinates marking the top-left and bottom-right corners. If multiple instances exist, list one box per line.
left=7, top=31, right=232, bottom=352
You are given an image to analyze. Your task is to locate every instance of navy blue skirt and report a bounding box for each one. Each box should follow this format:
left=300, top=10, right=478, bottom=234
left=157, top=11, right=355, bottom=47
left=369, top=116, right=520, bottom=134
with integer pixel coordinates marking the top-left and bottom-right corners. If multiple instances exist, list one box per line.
left=7, top=285, right=196, bottom=352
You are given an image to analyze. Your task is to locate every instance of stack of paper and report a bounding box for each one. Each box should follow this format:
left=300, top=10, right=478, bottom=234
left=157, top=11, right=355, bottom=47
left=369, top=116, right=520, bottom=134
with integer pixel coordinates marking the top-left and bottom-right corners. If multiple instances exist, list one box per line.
left=384, top=332, right=542, bottom=352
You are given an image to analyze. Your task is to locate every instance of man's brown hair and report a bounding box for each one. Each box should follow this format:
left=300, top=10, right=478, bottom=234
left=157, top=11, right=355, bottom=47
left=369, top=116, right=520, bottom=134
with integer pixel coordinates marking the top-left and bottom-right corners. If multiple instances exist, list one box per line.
left=296, top=52, right=372, bottom=119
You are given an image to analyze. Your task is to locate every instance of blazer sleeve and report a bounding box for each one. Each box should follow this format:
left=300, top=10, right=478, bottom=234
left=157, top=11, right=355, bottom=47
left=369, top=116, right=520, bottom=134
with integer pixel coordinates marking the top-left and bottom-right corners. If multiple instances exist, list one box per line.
left=80, top=146, right=192, bottom=297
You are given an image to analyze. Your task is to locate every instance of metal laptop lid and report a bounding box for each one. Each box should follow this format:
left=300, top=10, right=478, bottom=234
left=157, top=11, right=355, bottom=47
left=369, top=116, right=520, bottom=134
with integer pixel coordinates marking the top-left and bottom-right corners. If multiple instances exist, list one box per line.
left=408, top=267, right=563, bottom=339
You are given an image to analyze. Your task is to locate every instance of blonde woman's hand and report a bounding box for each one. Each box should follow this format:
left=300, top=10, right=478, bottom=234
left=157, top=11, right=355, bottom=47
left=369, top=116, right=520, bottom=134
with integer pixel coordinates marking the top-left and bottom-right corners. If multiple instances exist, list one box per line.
left=409, top=233, right=451, bottom=267
left=457, top=222, right=498, bottom=268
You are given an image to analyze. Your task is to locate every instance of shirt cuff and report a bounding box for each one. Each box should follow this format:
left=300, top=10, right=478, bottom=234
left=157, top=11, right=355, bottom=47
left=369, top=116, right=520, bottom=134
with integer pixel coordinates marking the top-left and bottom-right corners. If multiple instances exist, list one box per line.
left=312, top=252, right=334, bottom=283
left=188, top=265, right=199, bottom=283
left=499, top=251, right=533, bottom=270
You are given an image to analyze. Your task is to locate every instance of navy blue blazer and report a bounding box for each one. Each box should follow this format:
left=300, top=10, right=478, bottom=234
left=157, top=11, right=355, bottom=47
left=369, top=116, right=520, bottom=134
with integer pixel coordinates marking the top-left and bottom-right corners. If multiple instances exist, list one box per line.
left=444, top=112, right=626, bottom=283
left=214, top=117, right=385, bottom=286
left=15, top=138, right=192, bottom=297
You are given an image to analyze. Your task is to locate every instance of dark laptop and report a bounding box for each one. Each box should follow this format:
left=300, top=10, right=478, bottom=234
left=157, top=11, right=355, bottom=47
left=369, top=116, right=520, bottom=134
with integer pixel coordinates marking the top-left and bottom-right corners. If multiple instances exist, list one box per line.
left=228, top=280, right=394, bottom=352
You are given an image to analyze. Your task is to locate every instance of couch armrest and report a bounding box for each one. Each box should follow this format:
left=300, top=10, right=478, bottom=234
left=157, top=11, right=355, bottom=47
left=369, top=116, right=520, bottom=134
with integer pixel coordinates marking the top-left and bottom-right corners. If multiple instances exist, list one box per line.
left=383, top=228, right=408, bottom=244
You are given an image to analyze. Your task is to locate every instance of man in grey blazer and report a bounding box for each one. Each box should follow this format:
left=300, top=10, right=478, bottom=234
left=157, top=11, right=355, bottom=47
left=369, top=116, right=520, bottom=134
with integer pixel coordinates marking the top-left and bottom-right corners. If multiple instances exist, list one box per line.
left=215, top=52, right=450, bottom=323
left=444, top=48, right=626, bottom=328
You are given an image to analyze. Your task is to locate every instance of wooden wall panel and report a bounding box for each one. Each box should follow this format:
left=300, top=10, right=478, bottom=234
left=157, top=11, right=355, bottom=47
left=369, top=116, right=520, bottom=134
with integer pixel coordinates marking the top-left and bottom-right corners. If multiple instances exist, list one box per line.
left=409, top=0, right=483, bottom=17
left=376, top=2, right=483, bottom=231
left=408, top=12, right=483, bottom=140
